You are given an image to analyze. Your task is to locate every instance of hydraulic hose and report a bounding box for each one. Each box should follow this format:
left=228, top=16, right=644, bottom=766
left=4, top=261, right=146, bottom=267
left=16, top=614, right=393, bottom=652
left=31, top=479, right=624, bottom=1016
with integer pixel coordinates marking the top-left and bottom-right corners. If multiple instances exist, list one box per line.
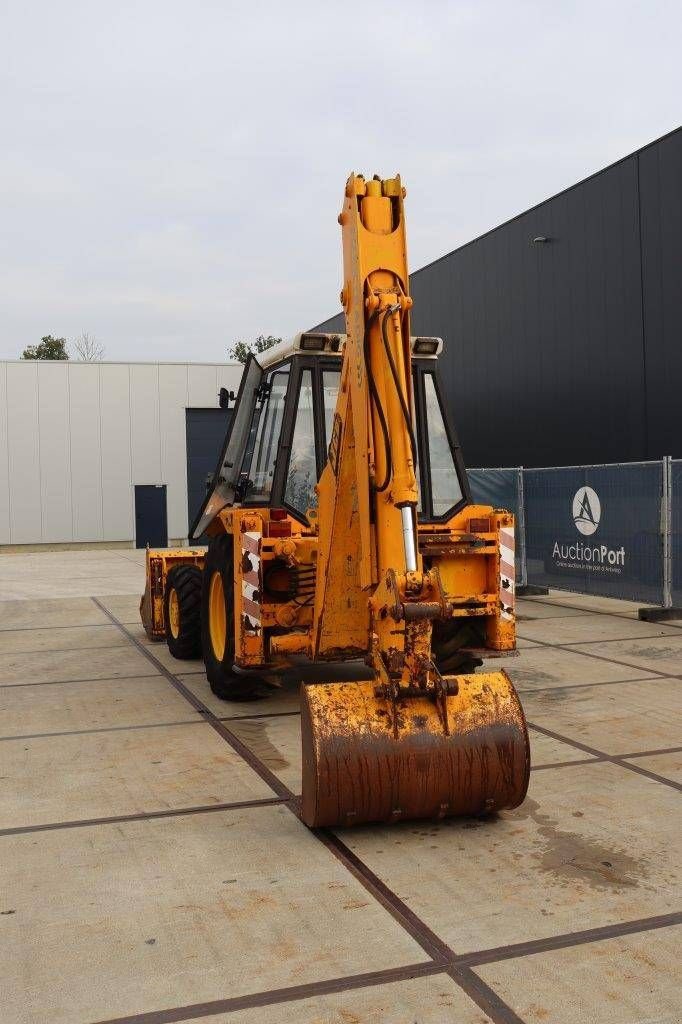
left=363, top=307, right=393, bottom=492
left=380, top=305, right=418, bottom=469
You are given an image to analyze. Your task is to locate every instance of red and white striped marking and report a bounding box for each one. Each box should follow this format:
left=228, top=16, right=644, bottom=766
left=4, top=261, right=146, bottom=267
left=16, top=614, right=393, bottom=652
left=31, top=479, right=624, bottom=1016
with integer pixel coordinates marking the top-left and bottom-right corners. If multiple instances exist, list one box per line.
left=499, top=525, right=515, bottom=620
left=241, top=530, right=261, bottom=632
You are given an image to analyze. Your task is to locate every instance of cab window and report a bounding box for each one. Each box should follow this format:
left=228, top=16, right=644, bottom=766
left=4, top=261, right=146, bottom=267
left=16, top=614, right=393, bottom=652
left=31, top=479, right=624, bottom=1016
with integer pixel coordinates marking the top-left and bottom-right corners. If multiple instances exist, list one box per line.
left=284, top=369, right=317, bottom=513
left=242, top=366, right=289, bottom=502
left=424, top=372, right=463, bottom=516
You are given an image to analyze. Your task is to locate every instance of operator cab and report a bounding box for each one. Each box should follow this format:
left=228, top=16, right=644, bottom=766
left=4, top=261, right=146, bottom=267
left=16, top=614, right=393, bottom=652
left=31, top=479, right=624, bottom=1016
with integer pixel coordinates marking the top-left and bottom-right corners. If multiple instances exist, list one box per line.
left=190, top=332, right=469, bottom=538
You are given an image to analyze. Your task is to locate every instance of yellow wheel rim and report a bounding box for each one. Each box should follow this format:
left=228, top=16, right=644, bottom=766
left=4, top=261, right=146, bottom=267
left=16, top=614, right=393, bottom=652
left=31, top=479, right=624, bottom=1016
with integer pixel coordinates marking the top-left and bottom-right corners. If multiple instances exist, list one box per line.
left=208, top=571, right=226, bottom=662
left=168, top=588, right=180, bottom=639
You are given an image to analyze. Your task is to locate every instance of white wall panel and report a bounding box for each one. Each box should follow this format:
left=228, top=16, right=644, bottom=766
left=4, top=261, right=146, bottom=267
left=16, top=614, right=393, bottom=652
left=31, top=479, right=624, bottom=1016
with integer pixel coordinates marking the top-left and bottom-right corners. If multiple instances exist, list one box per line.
left=216, top=364, right=242, bottom=395
left=1, top=361, right=239, bottom=546
left=129, top=364, right=161, bottom=484
left=101, top=364, right=133, bottom=540
left=159, top=364, right=189, bottom=539
left=6, top=363, right=41, bottom=543
left=0, top=364, right=10, bottom=544
left=69, top=364, right=103, bottom=541
left=187, top=364, right=218, bottom=408
left=37, top=363, right=72, bottom=542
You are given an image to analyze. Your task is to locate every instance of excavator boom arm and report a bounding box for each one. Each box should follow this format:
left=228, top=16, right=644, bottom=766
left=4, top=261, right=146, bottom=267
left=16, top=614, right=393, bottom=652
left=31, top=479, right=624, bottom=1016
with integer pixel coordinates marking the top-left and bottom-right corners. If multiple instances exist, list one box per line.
left=301, top=174, right=530, bottom=827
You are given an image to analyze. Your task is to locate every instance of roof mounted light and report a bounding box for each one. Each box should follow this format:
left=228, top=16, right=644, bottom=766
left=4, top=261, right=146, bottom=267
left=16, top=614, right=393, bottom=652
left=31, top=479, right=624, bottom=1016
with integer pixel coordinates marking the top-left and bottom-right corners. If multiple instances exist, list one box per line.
left=412, top=337, right=442, bottom=357
left=299, top=333, right=327, bottom=351
left=259, top=331, right=442, bottom=368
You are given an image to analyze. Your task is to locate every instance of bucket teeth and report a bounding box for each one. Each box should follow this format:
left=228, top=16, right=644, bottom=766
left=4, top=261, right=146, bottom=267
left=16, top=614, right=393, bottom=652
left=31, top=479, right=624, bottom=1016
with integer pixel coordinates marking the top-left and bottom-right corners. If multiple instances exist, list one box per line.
left=300, top=671, right=530, bottom=829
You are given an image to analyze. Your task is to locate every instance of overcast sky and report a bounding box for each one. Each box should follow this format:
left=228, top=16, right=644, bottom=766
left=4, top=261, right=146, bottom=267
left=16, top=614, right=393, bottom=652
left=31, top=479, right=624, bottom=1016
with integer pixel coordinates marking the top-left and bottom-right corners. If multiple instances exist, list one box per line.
left=1, top=1, right=680, bottom=362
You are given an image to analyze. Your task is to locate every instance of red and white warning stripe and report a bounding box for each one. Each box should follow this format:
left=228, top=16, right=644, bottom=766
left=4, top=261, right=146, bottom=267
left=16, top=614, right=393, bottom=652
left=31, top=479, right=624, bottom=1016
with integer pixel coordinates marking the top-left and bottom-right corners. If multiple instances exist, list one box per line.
left=241, top=530, right=261, bottom=632
left=499, top=525, right=515, bottom=620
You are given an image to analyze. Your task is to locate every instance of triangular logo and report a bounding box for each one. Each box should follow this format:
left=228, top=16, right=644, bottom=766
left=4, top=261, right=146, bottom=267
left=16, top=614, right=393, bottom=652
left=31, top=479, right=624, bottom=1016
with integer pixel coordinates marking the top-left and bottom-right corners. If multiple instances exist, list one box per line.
left=575, top=491, right=597, bottom=526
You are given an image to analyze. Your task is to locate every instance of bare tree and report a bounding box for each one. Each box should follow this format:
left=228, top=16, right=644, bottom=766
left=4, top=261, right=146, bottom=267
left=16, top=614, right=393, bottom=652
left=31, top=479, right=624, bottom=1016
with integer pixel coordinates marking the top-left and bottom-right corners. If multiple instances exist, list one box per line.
left=73, top=332, right=105, bottom=361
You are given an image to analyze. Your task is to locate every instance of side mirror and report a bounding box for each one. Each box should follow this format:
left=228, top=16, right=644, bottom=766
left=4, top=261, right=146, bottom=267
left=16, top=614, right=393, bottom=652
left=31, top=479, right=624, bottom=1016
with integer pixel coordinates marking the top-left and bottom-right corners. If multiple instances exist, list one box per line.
left=219, top=387, right=236, bottom=409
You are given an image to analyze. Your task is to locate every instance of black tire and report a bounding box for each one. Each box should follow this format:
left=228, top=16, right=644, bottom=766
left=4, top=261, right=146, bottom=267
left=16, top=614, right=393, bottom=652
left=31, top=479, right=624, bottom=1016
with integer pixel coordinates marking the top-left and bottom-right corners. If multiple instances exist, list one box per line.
left=164, top=565, right=203, bottom=659
left=431, top=619, right=484, bottom=675
left=200, top=534, right=264, bottom=700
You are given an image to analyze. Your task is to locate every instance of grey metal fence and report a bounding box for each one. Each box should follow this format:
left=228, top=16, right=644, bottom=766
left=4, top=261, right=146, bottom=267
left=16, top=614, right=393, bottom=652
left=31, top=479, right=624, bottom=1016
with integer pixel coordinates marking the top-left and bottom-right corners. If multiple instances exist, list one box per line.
left=469, top=458, right=677, bottom=608
left=468, top=467, right=526, bottom=585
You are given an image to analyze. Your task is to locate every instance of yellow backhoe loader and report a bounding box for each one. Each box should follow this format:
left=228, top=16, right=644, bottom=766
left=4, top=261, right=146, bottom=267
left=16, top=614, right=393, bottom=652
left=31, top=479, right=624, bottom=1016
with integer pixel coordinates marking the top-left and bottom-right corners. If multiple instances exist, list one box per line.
left=141, top=173, right=530, bottom=828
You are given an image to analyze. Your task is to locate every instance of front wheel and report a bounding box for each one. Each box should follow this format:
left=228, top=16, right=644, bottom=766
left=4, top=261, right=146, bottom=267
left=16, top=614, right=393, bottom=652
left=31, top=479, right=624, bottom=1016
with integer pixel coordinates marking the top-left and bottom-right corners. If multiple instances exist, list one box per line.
left=164, top=564, right=202, bottom=659
left=200, top=534, right=264, bottom=700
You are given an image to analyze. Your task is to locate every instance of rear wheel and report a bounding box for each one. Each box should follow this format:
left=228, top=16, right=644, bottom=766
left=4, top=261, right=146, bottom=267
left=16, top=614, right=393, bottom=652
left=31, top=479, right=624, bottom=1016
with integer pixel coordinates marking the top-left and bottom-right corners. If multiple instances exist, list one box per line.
left=201, top=534, right=264, bottom=700
left=164, top=565, right=202, bottom=659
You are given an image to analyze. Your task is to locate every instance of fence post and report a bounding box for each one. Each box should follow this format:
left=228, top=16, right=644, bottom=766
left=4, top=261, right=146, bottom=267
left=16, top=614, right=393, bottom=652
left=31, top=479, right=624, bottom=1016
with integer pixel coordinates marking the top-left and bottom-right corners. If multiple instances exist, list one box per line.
left=517, top=466, right=527, bottom=587
left=515, top=466, right=549, bottom=596
left=663, top=455, right=672, bottom=609
left=638, top=455, right=679, bottom=620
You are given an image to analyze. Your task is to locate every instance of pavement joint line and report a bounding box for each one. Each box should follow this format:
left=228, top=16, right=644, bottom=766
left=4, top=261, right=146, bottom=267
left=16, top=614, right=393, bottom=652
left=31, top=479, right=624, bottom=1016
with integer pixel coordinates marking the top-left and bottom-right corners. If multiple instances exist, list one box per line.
left=527, top=721, right=682, bottom=793
left=93, top=598, right=528, bottom=1024
left=0, top=718, right=208, bottom=743
left=609, top=757, right=682, bottom=792
left=531, top=756, right=600, bottom=771
left=445, top=965, right=527, bottom=1024
left=1, top=707, right=669, bottom=763
left=0, top=621, right=120, bottom=633
left=0, top=672, right=162, bottom=690
left=530, top=744, right=682, bottom=773
left=550, top=632, right=682, bottom=647
left=0, top=796, right=287, bottom=838
left=456, top=911, right=682, bottom=966
left=314, top=827, right=456, bottom=962
left=517, top=611, right=593, bottom=621
left=521, top=594, right=678, bottom=626
left=217, top=709, right=301, bottom=722
left=621, top=744, right=682, bottom=759
left=516, top=674, right=658, bottom=694
left=87, top=961, right=446, bottom=1024
left=515, top=631, right=674, bottom=681
left=0, top=642, right=134, bottom=657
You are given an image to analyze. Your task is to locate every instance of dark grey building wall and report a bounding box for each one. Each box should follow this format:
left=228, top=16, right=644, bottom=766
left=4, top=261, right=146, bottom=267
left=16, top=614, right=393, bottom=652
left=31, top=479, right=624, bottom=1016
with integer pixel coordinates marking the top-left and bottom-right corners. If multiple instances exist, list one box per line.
left=185, top=408, right=231, bottom=534
left=314, top=127, right=681, bottom=467
left=639, top=130, right=682, bottom=461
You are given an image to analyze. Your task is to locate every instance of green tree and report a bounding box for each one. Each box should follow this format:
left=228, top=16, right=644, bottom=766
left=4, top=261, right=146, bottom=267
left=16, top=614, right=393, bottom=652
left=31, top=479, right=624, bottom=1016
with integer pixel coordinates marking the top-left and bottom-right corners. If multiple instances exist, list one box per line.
left=22, top=335, right=69, bottom=360
left=229, top=334, right=281, bottom=364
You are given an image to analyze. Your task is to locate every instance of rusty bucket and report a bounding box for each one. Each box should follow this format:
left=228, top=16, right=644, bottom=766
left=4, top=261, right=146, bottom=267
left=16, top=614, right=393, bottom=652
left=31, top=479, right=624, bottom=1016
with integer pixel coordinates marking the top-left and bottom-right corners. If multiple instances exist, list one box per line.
left=300, top=671, right=530, bottom=828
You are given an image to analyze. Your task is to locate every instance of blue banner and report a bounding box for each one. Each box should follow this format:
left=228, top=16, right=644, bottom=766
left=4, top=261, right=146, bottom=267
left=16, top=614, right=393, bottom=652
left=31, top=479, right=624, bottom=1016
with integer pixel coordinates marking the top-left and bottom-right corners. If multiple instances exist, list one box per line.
left=523, top=463, right=665, bottom=604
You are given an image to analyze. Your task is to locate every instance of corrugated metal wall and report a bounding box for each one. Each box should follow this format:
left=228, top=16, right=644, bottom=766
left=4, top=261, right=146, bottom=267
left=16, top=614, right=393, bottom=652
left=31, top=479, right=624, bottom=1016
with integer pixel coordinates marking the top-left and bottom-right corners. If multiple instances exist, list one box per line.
left=639, top=130, right=682, bottom=461
left=0, top=361, right=241, bottom=545
left=314, top=127, right=681, bottom=467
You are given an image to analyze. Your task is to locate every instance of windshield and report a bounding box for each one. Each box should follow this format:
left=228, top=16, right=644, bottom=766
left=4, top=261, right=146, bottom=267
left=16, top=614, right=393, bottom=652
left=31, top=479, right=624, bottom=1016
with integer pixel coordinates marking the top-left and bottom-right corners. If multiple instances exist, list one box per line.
left=284, top=369, right=317, bottom=513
